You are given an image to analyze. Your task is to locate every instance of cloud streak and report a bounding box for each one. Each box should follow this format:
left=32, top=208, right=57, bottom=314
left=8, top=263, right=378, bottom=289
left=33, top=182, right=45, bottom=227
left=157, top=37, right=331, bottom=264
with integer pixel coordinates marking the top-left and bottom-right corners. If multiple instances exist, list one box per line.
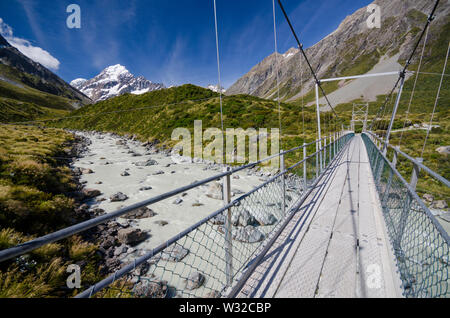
left=0, top=18, right=60, bottom=70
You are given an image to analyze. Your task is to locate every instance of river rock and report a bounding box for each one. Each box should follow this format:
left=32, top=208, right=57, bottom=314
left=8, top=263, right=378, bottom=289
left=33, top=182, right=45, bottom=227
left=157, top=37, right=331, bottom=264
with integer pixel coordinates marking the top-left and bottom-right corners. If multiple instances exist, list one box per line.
left=82, top=188, right=101, bottom=198
left=423, top=193, right=434, bottom=203
left=210, top=214, right=226, bottom=225
left=118, top=228, right=147, bottom=245
left=232, top=226, right=264, bottom=243
left=121, top=171, right=130, bottom=176
left=114, top=244, right=128, bottom=256
left=133, top=262, right=150, bottom=276
left=205, top=182, right=223, bottom=200
left=81, top=168, right=94, bottom=174
left=110, top=192, right=128, bottom=202
left=135, top=159, right=158, bottom=167
left=159, top=245, right=189, bottom=262
left=204, top=290, right=220, bottom=298
left=244, top=208, right=277, bottom=226
left=154, top=220, right=168, bottom=226
left=432, top=200, right=448, bottom=209
left=232, top=209, right=257, bottom=227
left=173, top=198, right=183, bottom=205
left=133, top=280, right=168, bottom=298
left=436, top=146, right=450, bottom=155
left=184, top=272, right=205, bottom=290
left=139, top=186, right=153, bottom=191
left=124, top=207, right=157, bottom=219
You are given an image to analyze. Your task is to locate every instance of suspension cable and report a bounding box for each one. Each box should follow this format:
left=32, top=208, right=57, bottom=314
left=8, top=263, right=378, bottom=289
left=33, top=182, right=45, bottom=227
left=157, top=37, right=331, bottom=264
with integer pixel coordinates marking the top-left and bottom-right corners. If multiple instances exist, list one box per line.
left=299, top=48, right=305, bottom=142
left=276, top=0, right=343, bottom=125
left=399, top=27, right=430, bottom=147
left=213, top=0, right=224, bottom=133
left=272, top=0, right=282, bottom=144
left=420, top=41, right=450, bottom=158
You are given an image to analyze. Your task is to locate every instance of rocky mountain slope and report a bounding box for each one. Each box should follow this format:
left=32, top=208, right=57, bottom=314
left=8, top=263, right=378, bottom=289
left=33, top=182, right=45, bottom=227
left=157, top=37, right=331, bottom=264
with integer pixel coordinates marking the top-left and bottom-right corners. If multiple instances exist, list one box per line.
left=0, top=34, right=91, bottom=108
left=70, top=64, right=165, bottom=102
left=226, top=0, right=450, bottom=104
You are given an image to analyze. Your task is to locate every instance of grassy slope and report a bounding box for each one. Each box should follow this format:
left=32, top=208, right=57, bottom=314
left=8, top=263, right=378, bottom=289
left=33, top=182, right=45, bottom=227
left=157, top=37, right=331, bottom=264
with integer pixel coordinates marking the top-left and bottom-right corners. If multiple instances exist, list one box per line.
left=0, top=125, right=102, bottom=297
left=0, top=63, right=76, bottom=123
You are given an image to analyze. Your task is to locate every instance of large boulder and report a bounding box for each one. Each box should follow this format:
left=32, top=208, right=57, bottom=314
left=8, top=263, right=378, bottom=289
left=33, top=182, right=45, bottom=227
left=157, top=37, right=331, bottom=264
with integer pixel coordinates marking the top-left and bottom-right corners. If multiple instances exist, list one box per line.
left=118, top=228, right=147, bottom=245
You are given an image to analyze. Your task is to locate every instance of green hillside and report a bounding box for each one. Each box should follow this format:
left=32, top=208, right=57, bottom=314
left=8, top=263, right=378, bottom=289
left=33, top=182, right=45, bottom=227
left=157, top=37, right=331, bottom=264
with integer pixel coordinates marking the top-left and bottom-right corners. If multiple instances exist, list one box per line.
left=50, top=84, right=339, bottom=162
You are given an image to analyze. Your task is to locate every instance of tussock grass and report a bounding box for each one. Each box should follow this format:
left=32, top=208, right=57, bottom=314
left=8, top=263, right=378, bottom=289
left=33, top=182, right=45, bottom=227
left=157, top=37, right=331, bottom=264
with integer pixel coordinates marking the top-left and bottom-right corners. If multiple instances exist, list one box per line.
left=0, top=125, right=103, bottom=298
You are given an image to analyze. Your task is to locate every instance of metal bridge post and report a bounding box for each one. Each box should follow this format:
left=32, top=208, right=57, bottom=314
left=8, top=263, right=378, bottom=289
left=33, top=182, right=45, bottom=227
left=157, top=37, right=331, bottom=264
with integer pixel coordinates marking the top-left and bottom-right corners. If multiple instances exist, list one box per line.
left=281, top=150, right=286, bottom=215
left=223, top=167, right=233, bottom=287
left=315, top=140, right=319, bottom=179
left=410, top=157, right=423, bottom=191
left=392, top=146, right=399, bottom=168
left=329, top=135, right=332, bottom=164
left=383, top=74, right=405, bottom=154
left=315, top=83, right=323, bottom=172
left=333, top=133, right=336, bottom=159
left=381, top=146, right=399, bottom=206
left=303, top=143, right=307, bottom=191
left=323, top=136, right=327, bottom=168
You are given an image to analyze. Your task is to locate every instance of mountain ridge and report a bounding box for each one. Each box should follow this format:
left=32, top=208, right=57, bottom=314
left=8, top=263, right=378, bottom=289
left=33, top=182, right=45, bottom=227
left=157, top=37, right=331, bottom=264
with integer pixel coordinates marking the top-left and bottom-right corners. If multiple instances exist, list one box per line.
left=226, top=0, right=450, bottom=105
left=0, top=34, right=91, bottom=108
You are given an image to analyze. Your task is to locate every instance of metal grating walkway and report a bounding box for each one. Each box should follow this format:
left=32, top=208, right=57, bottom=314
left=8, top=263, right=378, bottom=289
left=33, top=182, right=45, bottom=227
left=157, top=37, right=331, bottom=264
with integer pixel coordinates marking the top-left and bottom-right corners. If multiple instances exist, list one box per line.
left=237, top=135, right=402, bottom=298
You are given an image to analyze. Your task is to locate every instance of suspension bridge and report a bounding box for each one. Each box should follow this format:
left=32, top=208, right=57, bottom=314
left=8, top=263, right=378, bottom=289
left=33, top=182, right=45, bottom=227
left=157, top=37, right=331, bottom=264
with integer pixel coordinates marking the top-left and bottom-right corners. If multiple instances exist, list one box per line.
left=0, top=0, right=448, bottom=298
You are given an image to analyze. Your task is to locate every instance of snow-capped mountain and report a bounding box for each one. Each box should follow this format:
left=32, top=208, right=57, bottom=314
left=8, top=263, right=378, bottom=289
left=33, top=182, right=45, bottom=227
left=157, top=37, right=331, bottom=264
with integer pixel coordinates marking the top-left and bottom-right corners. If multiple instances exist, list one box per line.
left=70, top=64, right=165, bottom=102
left=206, top=84, right=226, bottom=93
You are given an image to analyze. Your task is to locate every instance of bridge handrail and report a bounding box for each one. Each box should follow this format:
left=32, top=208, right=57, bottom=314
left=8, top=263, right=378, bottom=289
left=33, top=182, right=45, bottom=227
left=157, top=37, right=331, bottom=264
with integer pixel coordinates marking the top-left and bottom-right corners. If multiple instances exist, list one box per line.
left=362, top=133, right=449, bottom=298
left=365, top=131, right=450, bottom=187
left=0, top=133, right=350, bottom=264
left=363, top=132, right=450, bottom=243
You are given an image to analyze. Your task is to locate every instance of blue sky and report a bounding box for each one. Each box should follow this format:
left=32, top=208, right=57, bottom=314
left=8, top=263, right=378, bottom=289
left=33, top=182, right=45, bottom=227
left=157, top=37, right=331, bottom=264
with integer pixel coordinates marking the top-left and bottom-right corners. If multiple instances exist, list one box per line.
left=0, top=0, right=372, bottom=88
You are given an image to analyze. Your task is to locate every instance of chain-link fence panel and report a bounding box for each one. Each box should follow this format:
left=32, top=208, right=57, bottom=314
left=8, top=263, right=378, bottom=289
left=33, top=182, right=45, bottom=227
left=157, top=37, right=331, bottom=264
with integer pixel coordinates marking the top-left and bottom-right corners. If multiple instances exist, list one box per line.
left=362, top=133, right=449, bottom=298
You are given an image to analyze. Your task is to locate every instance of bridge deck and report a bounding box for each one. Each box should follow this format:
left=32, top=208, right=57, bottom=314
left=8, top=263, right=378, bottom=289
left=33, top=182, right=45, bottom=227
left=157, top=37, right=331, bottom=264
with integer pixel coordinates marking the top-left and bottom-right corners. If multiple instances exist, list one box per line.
left=237, top=135, right=402, bottom=298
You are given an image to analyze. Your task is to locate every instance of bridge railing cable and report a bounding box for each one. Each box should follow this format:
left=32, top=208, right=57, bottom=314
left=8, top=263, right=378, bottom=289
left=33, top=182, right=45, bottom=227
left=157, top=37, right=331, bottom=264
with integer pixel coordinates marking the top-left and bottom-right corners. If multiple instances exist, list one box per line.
left=0, top=133, right=354, bottom=298
left=362, top=132, right=449, bottom=298
left=276, top=0, right=343, bottom=126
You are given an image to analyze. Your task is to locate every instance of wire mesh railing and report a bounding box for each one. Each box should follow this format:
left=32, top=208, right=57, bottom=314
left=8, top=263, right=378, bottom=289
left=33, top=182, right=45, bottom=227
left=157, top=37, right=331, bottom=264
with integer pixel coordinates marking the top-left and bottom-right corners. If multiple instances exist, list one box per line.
left=362, top=132, right=449, bottom=298
left=0, top=132, right=353, bottom=298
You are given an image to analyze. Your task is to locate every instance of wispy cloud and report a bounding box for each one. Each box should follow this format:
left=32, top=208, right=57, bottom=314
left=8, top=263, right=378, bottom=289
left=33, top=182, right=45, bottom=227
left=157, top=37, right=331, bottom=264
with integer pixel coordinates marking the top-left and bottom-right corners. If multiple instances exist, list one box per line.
left=161, top=35, right=188, bottom=86
left=0, top=17, right=60, bottom=70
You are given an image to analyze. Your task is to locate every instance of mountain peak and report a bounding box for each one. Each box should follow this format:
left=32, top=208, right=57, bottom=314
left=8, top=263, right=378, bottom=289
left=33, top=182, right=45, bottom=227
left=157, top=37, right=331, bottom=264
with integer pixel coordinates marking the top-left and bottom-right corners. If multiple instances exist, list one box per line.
left=100, top=64, right=129, bottom=77
left=70, top=65, right=165, bottom=102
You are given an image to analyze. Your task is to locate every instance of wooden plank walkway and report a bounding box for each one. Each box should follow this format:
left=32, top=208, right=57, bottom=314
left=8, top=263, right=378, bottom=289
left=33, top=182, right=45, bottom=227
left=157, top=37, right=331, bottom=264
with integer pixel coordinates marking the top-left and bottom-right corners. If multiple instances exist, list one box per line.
left=237, top=135, right=402, bottom=298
